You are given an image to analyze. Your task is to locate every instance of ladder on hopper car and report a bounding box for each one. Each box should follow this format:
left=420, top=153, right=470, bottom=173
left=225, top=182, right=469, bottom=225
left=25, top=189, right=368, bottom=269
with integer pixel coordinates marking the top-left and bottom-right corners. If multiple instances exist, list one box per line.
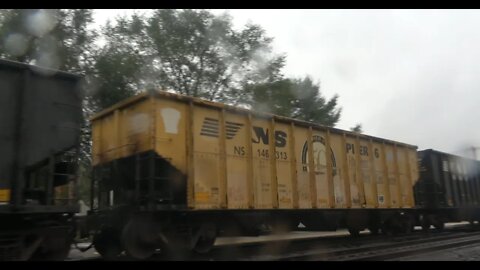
left=91, top=151, right=174, bottom=211
left=134, top=151, right=173, bottom=210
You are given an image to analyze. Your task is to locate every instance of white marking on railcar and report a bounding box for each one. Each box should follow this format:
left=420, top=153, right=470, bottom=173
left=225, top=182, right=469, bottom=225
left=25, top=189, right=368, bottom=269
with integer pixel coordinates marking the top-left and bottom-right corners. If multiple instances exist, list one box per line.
left=160, top=108, right=181, bottom=134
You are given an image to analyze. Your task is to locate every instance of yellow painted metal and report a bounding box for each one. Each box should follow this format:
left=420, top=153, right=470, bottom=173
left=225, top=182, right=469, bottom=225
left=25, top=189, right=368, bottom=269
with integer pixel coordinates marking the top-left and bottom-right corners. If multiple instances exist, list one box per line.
left=0, top=189, right=10, bottom=202
left=224, top=112, right=248, bottom=209
left=91, top=90, right=419, bottom=211
left=246, top=114, right=254, bottom=209
left=150, top=96, right=156, bottom=150
left=294, top=127, right=310, bottom=208
left=325, top=129, right=335, bottom=208
left=403, top=147, right=414, bottom=207
left=269, top=118, right=279, bottom=209
left=251, top=118, right=273, bottom=208
left=385, top=144, right=399, bottom=208
left=408, top=150, right=420, bottom=204
left=289, top=122, right=299, bottom=209
left=341, top=134, right=352, bottom=208
left=186, top=101, right=195, bottom=208
left=371, top=142, right=386, bottom=207
left=219, top=109, right=228, bottom=208
left=393, top=144, right=402, bottom=208
left=344, top=136, right=358, bottom=207
left=329, top=135, right=345, bottom=208
left=381, top=142, right=391, bottom=208
left=355, top=138, right=375, bottom=208
left=369, top=139, right=379, bottom=208
left=192, top=106, right=223, bottom=208
left=113, top=109, right=120, bottom=151
left=354, top=135, right=366, bottom=207
left=275, top=123, right=293, bottom=209
left=92, top=98, right=153, bottom=166
left=307, top=127, right=317, bottom=208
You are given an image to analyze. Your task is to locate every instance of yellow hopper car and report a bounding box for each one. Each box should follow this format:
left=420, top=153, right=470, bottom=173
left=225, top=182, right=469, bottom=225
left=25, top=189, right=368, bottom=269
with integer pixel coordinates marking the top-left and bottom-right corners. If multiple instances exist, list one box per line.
left=87, top=90, right=419, bottom=259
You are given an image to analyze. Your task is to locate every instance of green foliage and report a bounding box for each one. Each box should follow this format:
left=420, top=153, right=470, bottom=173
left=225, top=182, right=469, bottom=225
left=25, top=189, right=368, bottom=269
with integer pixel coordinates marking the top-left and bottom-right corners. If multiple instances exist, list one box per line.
left=0, top=9, right=97, bottom=73
left=88, top=43, right=145, bottom=110
left=290, top=77, right=341, bottom=126
left=96, top=9, right=285, bottom=106
left=350, top=124, right=363, bottom=133
left=249, top=76, right=342, bottom=127
left=250, top=79, right=295, bottom=117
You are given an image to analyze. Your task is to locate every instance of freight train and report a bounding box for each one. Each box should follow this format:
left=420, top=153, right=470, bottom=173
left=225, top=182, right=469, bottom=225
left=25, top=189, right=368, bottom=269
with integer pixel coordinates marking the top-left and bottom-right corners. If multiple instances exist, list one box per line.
left=0, top=59, right=83, bottom=260
left=85, top=90, right=480, bottom=259
left=2, top=58, right=480, bottom=261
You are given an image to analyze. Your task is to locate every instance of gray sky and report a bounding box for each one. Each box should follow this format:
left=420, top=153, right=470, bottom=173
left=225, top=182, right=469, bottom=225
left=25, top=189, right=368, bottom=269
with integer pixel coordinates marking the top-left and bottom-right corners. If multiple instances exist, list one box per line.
left=95, top=9, right=480, bottom=157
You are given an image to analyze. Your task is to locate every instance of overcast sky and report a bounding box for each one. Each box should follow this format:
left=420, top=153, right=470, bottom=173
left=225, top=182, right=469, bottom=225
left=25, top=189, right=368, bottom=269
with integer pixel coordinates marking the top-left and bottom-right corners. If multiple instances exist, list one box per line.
left=95, top=9, right=480, bottom=157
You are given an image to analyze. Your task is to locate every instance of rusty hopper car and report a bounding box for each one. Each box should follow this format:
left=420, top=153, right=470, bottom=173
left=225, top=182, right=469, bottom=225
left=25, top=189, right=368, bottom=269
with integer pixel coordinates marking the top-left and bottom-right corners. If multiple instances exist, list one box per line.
left=0, top=59, right=83, bottom=260
left=88, top=90, right=419, bottom=259
left=415, top=149, right=480, bottom=229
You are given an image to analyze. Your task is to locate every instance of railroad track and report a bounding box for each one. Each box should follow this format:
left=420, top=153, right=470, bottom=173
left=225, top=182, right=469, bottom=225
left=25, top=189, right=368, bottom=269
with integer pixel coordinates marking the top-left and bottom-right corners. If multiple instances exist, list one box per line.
left=68, top=224, right=480, bottom=261
left=280, top=231, right=480, bottom=261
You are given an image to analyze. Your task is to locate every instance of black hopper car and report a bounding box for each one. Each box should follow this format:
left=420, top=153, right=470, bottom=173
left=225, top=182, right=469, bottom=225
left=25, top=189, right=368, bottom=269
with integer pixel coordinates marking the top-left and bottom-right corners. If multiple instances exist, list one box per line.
left=0, top=59, right=83, bottom=260
left=415, top=149, right=480, bottom=229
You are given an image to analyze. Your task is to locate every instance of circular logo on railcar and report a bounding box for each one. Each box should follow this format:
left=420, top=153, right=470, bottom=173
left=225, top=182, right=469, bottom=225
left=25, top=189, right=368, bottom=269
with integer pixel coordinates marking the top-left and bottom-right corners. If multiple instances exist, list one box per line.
left=301, top=135, right=337, bottom=176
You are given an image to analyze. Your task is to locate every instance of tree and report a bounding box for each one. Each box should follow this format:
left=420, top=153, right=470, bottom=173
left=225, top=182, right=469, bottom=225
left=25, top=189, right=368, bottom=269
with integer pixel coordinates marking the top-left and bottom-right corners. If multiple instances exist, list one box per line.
left=290, top=77, right=341, bottom=126
left=0, top=9, right=97, bottom=73
left=350, top=124, right=363, bottom=133
left=87, top=42, right=146, bottom=110
left=96, top=9, right=285, bottom=106
left=249, top=76, right=342, bottom=127
left=249, top=79, right=295, bottom=117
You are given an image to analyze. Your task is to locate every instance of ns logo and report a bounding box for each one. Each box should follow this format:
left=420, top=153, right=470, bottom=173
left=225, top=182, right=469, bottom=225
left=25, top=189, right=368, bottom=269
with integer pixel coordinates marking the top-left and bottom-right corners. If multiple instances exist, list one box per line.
left=301, top=135, right=337, bottom=176
left=251, top=126, right=287, bottom=147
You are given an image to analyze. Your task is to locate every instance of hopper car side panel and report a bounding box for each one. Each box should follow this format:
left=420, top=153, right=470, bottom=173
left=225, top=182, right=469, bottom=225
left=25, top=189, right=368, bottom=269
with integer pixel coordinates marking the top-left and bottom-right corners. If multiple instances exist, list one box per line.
left=91, top=92, right=418, bottom=212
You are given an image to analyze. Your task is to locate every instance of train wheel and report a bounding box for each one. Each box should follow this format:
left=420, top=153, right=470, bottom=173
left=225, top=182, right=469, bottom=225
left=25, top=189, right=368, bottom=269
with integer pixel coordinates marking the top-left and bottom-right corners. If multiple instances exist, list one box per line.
left=368, top=225, right=380, bottom=235
left=433, top=216, right=445, bottom=231
left=302, top=212, right=340, bottom=231
left=368, top=214, right=381, bottom=235
left=45, top=237, right=72, bottom=261
left=348, top=227, right=361, bottom=237
left=420, top=215, right=431, bottom=232
left=193, top=223, right=217, bottom=254
left=160, top=234, right=192, bottom=260
left=469, top=219, right=475, bottom=227
left=403, top=215, right=414, bottom=234
left=380, top=225, right=394, bottom=236
left=93, top=227, right=123, bottom=260
left=380, top=215, right=401, bottom=236
left=271, top=218, right=299, bottom=234
left=32, top=235, right=72, bottom=261
left=122, top=220, right=157, bottom=260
